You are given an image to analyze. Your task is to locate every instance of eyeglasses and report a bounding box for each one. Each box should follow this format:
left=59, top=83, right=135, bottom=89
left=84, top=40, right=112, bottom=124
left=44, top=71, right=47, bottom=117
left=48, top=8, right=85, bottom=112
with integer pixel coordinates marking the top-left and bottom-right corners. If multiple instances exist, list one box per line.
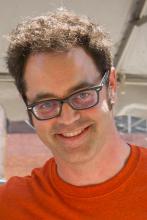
left=27, top=71, right=109, bottom=120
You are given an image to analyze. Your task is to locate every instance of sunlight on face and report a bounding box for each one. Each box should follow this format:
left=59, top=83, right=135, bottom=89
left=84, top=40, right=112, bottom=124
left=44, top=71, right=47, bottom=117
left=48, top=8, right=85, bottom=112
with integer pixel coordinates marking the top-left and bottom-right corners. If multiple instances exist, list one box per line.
left=101, top=100, right=110, bottom=113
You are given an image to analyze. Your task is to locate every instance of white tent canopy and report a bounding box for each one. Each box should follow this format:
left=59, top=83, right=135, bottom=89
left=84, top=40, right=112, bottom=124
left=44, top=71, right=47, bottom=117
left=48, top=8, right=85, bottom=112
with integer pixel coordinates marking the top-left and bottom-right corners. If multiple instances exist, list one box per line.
left=0, top=0, right=147, bottom=77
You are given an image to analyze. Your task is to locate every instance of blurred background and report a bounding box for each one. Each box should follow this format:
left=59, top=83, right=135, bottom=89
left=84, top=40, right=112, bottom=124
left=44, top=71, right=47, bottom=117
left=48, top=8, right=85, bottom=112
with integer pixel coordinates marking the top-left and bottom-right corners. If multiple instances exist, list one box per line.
left=0, top=0, right=147, bottom=180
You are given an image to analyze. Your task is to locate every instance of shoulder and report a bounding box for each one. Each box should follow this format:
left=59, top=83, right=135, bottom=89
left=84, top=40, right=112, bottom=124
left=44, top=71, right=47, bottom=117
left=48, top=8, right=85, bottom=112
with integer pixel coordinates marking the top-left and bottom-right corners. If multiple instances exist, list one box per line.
left=136, top=145, right=147, bottom=158
left=131, top=145, right=147, bottom=180
left=139, top=146, right=147, bottom=153
left=131, top=144, right=147, bottom=163
left=131, top=144, right=147, bottom=158
left=0, top=158, right=54, bottom=203
left=0, top=175, right=32, bottom=204
left=0, top=175, right=29, bottom=215
left=138, top=146, right=147, bottom=165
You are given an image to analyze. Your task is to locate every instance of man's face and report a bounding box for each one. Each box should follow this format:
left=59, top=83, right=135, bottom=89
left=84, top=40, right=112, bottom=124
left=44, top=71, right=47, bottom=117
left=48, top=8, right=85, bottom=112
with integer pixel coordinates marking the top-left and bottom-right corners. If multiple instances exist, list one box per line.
left=24, top=47, right=116, bottom=164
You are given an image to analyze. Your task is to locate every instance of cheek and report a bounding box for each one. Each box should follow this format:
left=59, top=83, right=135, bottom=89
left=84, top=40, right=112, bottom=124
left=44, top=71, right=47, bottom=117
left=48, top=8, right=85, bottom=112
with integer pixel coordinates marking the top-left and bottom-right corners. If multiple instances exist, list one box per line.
left=82, top=98, right=111, bottom=129
left=33, top=118, right=53, bottom=135
left=86, top=95, right=110, bottom=116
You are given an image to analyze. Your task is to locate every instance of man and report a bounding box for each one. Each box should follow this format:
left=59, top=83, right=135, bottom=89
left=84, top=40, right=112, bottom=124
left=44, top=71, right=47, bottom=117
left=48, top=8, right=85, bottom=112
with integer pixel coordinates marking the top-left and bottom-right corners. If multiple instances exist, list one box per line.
left=0, top=8, right=147, bottom=220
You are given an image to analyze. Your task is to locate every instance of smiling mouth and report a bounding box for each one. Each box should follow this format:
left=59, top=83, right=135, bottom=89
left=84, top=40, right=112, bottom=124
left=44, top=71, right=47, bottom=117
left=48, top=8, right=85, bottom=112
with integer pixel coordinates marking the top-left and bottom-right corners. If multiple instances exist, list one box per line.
left=59, top=128, right=86, bottom=137
left=57, top=126, right=90, bottom=139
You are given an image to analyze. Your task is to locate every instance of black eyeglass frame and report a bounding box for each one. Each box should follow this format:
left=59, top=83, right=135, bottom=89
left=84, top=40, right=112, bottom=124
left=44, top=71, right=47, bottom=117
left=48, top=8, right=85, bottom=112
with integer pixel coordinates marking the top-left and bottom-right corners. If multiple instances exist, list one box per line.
left=27, top=71, right=109, bottom=120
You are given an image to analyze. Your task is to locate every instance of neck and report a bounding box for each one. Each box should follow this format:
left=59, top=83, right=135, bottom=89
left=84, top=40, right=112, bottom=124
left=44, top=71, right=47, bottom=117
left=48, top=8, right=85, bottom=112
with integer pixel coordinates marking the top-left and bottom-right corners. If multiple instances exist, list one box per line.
left=56, top=133, right=130, bottom=186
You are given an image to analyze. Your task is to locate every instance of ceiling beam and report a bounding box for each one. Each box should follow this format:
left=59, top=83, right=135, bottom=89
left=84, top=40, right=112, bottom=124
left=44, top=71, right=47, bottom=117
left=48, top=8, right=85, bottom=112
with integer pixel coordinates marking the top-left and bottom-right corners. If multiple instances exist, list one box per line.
left=136, top=15, right=147, bottom=26
left=114, top=0, right=146, bottom=68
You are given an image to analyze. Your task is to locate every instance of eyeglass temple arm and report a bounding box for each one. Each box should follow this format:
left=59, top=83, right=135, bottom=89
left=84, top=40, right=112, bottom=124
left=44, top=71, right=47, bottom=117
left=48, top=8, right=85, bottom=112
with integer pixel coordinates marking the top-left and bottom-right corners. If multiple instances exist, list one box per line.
left=100, top=71, right=109, bottom=86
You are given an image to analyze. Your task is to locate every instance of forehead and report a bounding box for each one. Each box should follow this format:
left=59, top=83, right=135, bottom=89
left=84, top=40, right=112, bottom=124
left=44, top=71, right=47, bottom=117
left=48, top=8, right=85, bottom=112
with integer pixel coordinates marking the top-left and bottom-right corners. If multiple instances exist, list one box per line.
left=24, top=47, right=101, bottom=101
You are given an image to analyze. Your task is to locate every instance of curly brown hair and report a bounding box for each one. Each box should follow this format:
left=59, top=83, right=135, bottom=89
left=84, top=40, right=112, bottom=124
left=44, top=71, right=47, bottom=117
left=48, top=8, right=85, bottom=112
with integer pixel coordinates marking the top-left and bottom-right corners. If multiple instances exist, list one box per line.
left=6, top=8, right=112, bottom=103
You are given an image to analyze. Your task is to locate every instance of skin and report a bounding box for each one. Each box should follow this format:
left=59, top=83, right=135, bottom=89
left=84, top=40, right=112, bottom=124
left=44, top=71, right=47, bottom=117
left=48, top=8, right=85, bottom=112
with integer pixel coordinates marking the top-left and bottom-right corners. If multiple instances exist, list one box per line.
left=24, top=47, right=130, bottom=186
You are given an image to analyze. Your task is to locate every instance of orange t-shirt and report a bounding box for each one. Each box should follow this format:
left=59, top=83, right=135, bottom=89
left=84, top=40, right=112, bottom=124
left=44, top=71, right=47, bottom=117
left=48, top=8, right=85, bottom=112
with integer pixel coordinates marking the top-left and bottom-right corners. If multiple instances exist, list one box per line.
left=0, top=145, right=147, bottom=219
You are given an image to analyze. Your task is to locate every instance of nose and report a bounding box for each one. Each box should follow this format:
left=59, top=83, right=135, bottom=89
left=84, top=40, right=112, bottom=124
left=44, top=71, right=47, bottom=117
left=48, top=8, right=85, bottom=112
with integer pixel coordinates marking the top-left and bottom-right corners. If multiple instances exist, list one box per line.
left=58, top=103, right=80, bottom=125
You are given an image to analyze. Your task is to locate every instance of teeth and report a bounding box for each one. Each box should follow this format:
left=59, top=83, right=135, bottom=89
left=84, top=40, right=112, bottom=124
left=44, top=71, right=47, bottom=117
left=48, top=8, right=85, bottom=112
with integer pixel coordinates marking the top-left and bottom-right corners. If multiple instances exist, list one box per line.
left=61, top=128, right=85, bottom=137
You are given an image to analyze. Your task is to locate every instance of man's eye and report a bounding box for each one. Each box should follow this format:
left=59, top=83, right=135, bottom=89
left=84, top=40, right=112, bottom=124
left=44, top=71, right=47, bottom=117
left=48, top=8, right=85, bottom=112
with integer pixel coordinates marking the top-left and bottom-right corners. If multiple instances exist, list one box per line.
left=36, top=101, right=55, bottom=112
left=37, top=102, right=52, bottom=109
left=78, top=91, right=90, bottom=99
left=40, top=102, right=52, bottom=109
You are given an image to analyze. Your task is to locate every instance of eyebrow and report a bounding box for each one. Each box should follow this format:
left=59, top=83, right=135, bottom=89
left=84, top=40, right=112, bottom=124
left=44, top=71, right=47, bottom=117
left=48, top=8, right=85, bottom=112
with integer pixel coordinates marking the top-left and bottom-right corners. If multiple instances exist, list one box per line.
left=28, top=80, right=99, bottom=104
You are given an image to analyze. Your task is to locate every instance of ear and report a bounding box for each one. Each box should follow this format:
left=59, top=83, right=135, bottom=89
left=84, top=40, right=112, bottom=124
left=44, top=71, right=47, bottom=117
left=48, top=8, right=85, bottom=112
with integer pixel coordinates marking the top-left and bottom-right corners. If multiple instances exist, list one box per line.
left=108, top=67, right=117, bottom=92
left=108, top=67, right=117, bottom=104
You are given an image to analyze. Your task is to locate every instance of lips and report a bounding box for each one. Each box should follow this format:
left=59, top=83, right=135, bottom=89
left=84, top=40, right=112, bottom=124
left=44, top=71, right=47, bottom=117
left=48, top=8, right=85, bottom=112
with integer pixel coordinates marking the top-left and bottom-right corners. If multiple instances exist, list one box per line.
left=55, top=125, right=91, bottom=149
left=59, top=127, right=86, bottom=138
